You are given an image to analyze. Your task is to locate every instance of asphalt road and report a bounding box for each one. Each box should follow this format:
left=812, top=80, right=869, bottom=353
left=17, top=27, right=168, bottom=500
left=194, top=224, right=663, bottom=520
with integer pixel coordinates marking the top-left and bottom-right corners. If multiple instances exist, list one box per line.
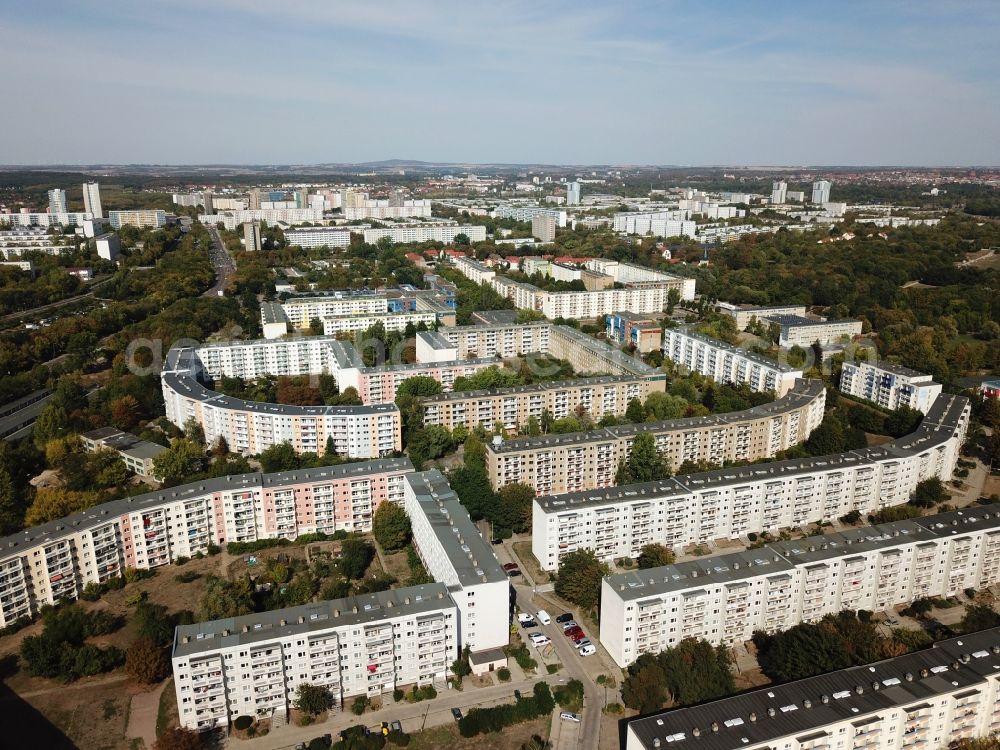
left=203, top=225, right=236, bottom=297
left=513, top=584, right=603, bottom=750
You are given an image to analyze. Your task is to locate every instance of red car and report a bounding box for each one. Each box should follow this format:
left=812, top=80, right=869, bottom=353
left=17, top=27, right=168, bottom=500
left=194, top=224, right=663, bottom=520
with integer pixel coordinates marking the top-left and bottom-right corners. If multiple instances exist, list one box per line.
left=502, top=563, right=519, bottom=572
left=565, top=627, right=584, bottom=639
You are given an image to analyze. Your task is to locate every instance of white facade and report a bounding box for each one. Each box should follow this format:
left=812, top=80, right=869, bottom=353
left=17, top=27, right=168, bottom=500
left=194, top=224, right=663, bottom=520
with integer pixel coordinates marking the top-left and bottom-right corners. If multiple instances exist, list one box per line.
left=0, top=211, right=92, bottom=228
left=625, top=627, right=1000, bottom=750
left=361, top=224, right=486, bottom=245
left=602, top=506, right=1000, bottom=667
left=82, top=182, right=103, bottom=218
left=403, top=471, right=509, bottom=660
left=172, top=584, right=457, bottom=729
left=281, top=296, right=389, bottom=327
left=771, top=181, right=787, bottom=205
left=343, top=199, right=432, bottom=220
left=162, top=345, right=402, bottom=458
left=95, top=233, right=120, bottom=261
left=243, top=222, right=262, bottom=253
left=284, top=227, right=354, bottom=249
left=812, top=179, right=832, bottom=203
left=566, top=182, right=581, bottom=206
left=198, top=209, right=323, bottom=230
left=531, top=394, right=970, bottom=571
left=322, top=310, right=437, bottom=336
left=840, top=360, right=942, bottom=413
left=451, top=256, right=496, bottom=285
left=717, top=303, right=808, bottom=331
left=493, top=205, right=568, bottom=227
left=663, top=327, right=803, bottom=396
left=48, top=188, right=67, bottom=214
left=776, top=316, right=863, bottom=348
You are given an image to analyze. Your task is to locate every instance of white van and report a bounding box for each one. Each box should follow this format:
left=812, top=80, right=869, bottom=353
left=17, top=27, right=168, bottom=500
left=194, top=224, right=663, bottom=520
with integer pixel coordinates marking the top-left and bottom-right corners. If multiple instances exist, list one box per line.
left=536, top=610, right=551, bottom=625
left=578, top=644, right=596, bottom=656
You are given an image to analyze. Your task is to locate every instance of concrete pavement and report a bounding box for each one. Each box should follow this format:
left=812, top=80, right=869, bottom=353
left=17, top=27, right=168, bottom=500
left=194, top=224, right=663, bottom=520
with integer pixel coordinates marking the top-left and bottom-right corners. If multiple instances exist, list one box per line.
left=230, top=673, right=565, bottom=749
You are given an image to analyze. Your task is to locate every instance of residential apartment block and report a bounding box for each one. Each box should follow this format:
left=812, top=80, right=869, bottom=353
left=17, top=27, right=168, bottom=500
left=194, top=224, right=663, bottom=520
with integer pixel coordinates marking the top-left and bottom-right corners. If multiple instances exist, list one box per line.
left=663, top=327, right=803, bottom=396
left=284, top=226, right=354, bottom=249
left=198, top=209, right=324, bottom=230
left=0, top=211, right=93, bottom=228
left=531, top=394, right=970, bottom=571
left=717, top=303, right=809, bottom=331
left=606, top=312, right=664, bottom=353
left=162, top=346, right=402, bottom=457
left=0, top=459, right=413, bottom=626
left=403, top=470, right=509, bottom=670
left=108, top=210, right=166, bottom=229
left=361, top=224, right=486, bottom=245
left=172, top=583, right=458, bottom=729
left=421, top=374, right=666, bottom=433
left=773, top=315, right=863, bottom=348
left=840, top=361, right=942, bottom=413
left=602, top=506, right=1000, bottom=667
left=80, top=427, right=166, bottom=478
left=493, top=379, right=826, bottom=496
left=625, top=627, right=1000, bottom=750
left=493, top=205, right=567, bottom=227
left=612, top=211, right=696, bottom=238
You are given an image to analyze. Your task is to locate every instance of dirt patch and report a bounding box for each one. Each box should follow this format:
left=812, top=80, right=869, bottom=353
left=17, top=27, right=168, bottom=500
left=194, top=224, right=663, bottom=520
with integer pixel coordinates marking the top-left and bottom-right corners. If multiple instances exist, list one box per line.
left=381, top=548, right=413, bottom=583
left=1, top=670, right=134, bottom=750
left=409, top=717, right=549, bottom=750
left=865, top=432, right=894, bottom=447
left=511, top=541, right=550, bottom=584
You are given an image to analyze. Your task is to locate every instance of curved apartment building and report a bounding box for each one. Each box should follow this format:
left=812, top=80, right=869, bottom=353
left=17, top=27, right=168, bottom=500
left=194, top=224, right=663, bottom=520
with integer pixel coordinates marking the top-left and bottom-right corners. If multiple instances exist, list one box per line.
left=488, top=378, right=827, bottom=496
left=531, top=393, right=970, bottom=570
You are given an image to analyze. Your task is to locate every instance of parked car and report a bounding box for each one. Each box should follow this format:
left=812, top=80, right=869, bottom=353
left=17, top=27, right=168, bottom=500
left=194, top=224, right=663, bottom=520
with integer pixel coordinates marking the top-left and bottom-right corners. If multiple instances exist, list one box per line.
left=565, top=627, right=584, bottom=639
left=529, top=633, right=551, bottom=646
left=536, top=610, right=551, bottom=625
left=556, top=612, right=575, bottom=624
left=517, top=612, right=534, bottom=625
left=573, top=637, right=591, bottom=648
left=521, top=618, right=538, bottom=628
left=561, top=620, right=578, bottom=631
left=507, top=568, right=521, bottom=577
left=390, top=721, right=402, bottom=733
left=502, top=563, right=519, bottom=571
left=452, top=708, right=463, bottom=721
left=560, top=712, right=581, bottom=723
left=514, top=689, right=522, bottom=700
left=578, top=644, right=596, bottom=657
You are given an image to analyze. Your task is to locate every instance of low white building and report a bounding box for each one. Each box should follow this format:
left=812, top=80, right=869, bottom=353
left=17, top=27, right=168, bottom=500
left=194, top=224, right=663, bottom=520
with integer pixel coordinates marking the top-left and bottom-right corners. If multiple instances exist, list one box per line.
left=840, top=360, right=942, bottom=413
left=284, top=227, right=354, bottom=249
left=95, top=233, right=120, bottom=261
left=774, top=315, right=863, bottom=348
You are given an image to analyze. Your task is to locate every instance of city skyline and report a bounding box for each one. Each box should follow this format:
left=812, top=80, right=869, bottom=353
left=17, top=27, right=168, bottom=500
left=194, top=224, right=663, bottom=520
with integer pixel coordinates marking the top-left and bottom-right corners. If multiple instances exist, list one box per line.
left=1, top=1, right=998, bottom=166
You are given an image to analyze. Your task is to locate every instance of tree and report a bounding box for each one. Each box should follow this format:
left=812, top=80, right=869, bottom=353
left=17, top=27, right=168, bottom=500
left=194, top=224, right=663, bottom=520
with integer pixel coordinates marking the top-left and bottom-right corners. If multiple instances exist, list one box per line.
left=615, top=433, right=670, bottom=485
left=135, top=601, right=174, bottom=645
left=199, top=576, right=253, bottom=621
left=339, top=539, right=375, bottom=579
left=153, top=439, right=206, bottom=483
left=126, top=637, right=170, bottom=684
left=637, top=543, right=675, bottom=569
left=406, top=425, right=454, bottom=466
left=753, top=622, right=852, bottom=682
left=625, top=398, right=646, bottom=423
left=554, top=549, right=609, bottom=610
left=395, top=376, right=443, bottom=399
left=496, top=483, right=535, bottom=534
left=621, top=654, right=667, bottom=713
left=153, top=728, right=206, bottom=750
left=960, top=604, right=1000, bottom=633
left=182, top=416, right=206, bottom=447
left=451, top=645, right=472, bottom=678
left=910, top=477, right=948, bottom=508
left=258, top=442, right=299, bottom=473
left=295, top=683, right=334, bottom=716
left=25, top=487, right=101, bottom=525
left=110, top=395, right=141, bottom=430
left=372, top=501, right=411, bottom=552
left=33, top=403, right=69, bottom=448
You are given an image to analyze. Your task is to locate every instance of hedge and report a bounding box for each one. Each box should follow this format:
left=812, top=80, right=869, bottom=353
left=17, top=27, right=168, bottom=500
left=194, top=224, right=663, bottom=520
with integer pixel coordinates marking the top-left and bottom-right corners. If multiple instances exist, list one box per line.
left=457, top=682, right=554, bottom=737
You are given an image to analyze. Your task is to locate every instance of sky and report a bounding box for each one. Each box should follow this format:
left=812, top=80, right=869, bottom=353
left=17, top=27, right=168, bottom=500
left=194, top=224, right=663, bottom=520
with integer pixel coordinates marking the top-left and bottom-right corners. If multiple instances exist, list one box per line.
left=0, top=0, right=998, bottom=166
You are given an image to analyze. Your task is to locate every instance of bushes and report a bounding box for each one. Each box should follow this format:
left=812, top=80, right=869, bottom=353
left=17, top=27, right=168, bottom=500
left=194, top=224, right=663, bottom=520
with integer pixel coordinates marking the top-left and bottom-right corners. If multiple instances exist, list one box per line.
left=350, top=696, right=369, bottom=715
left=226, top=538, right=290, bottom=555
left=457, top=682, right=554, bottom=738
left=20, top=605, right=125, bottom=681
left=505, top=642, right=537, bottom=671
left=174, top=571, right=201, bottom=584
left=497, top=667, right=511, bottom=682
left=554, top=679, right=584, bottom=712
left=405, top=684, right=437, bottom=702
